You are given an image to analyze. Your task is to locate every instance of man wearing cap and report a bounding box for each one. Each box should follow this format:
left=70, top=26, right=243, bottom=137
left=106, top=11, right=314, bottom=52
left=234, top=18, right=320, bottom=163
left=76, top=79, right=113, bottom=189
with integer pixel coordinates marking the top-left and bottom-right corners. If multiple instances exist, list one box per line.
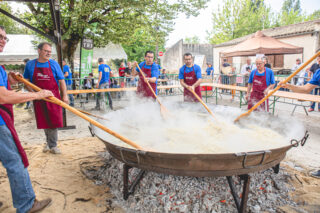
left=24, top=42, right=68, bottom=154
left=0, top=25, right=52, bottom=213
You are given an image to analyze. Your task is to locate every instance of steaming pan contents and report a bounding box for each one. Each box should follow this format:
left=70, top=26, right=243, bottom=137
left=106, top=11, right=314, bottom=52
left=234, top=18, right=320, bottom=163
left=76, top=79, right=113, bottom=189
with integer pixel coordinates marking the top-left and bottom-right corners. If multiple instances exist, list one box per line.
left=94, top=101, right=305, bottom=154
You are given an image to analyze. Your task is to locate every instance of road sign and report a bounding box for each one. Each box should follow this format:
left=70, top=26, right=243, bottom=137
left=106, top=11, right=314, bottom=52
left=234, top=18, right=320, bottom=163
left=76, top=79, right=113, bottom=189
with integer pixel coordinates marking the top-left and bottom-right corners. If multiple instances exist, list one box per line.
left=158, top=51, right=164, bottom=57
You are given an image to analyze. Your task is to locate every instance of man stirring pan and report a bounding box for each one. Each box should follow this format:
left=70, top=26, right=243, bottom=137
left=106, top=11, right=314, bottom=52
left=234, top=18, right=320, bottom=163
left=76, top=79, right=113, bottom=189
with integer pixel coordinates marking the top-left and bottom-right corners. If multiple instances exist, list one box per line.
left=132, top=51, right=159, bottom=99
left=0, top=25, right=52, bottom=213
left=24, top=42, right=68, bottom=154
left=246, top=57, right=275, bottom=111
left=179, top=53, right=202, bottom=102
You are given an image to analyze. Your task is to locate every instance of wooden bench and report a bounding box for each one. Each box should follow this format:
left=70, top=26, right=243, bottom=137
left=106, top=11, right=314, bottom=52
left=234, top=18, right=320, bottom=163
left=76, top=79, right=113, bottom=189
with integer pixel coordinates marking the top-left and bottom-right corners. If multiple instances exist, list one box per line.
left=201, top=83, right=320, bottom=115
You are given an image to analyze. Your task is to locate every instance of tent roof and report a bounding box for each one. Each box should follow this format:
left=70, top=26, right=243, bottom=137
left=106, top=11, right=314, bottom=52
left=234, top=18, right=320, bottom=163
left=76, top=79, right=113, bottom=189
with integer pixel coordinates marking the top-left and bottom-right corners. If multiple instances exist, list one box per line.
left=220, top=31, right=303, bottom=57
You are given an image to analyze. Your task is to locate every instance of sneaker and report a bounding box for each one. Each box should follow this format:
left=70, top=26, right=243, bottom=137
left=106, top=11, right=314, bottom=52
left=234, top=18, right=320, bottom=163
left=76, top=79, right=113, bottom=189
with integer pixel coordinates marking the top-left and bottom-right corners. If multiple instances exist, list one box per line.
left=50, top=147, right=61, bottom=154
left=308, top=108, right=314, bottom=112
left=93, top=106, right=100, bottom=110
left=310, top=170, right=320, bottom=178
left=28, top=198, right=52, bottom=213
left=42, top=145, right=50, bottom=153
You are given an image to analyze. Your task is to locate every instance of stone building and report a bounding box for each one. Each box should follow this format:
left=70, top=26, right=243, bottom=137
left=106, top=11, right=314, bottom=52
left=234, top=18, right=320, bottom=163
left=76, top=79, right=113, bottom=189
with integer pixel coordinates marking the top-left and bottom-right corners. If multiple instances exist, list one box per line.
left=161, top=39, right=214, bottom=73
left=213, top=19, right=320, bottom=73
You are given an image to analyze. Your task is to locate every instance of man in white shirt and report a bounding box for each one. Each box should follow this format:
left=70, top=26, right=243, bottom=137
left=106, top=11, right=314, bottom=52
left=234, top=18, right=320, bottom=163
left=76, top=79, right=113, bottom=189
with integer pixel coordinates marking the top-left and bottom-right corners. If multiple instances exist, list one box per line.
left=240, top=58, right=256, bottom=86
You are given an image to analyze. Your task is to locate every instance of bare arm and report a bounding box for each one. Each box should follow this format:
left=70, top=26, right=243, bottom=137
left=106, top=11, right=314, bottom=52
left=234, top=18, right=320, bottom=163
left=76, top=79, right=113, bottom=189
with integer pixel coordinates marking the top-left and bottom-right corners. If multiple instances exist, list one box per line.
left=180, top=79, right=188, bottom=89
left=264, top=83, right=275, bottom=95
left=64, top=72, right=69, bottom=77
left=193, top=78, right=202, bottom=88
left=59, top=79, right=69, bottom=104
left=0, top=86, right=53, bottom=104
left=97, top=72, right=102, bottom=88
left=281, top=83, right=316, bottom=94
left=245, top=83, right=253, bottom=100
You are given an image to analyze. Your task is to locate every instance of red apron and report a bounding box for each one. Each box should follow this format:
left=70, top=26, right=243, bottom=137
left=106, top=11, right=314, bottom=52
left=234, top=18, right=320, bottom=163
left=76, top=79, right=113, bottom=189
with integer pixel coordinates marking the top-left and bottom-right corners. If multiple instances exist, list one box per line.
left=248, top=69, right=269, bottom=112
left=32, top=61, right=63, bottom=129
left=0, top=72, right=29, bottom=168
left=183, top=66, right=202, bottom=102
left=136, top=63, right=157, bottom=99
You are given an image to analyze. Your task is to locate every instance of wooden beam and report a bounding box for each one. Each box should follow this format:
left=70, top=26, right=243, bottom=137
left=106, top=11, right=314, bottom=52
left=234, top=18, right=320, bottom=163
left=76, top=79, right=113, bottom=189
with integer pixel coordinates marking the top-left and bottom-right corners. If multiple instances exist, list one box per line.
left=0, top=8, right=57, bottom=43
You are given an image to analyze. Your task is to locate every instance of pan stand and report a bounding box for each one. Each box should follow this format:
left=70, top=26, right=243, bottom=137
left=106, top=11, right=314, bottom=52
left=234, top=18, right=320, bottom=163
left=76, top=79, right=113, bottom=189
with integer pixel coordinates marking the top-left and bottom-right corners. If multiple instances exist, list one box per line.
left=226, top=175, right=251, bottom=213
left=123, top=164, right=146, bottom=200
left=122, top=163, right=281, bottom=213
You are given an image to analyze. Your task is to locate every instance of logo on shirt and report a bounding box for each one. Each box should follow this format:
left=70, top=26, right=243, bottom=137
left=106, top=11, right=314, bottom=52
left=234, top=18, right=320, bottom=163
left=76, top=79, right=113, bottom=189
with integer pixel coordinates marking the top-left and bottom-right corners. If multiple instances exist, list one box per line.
left=104, top=67, right=110, bottom=73
left=37, top=73, right=50, bottom=80
left=253, top=79, right=263, bottom=85
left=185, top=76, right=194, bottom=80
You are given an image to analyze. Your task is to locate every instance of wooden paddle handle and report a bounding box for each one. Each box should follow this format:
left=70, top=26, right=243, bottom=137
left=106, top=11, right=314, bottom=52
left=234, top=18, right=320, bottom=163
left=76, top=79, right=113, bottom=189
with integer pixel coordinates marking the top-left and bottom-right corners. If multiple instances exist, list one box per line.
left=234, top=51, right=320, bottom=122
left=13, top=74, right=144, bottom=150
left=186, top=86, right=215, bottom=118
left=136, top=63, right=162, bottom=105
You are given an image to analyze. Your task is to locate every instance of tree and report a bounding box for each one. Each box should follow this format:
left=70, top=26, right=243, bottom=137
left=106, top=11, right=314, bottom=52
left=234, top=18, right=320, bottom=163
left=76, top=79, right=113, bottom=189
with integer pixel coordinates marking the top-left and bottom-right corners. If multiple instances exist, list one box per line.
left=278, top=0, right=305, bottom=26
left=21, top=0, right=208, bottom=68
left=0, top=3, right=29, bottom=34
left=184, top=36, right=200, bottom=44
left=208, top=0, right=271, bottom=44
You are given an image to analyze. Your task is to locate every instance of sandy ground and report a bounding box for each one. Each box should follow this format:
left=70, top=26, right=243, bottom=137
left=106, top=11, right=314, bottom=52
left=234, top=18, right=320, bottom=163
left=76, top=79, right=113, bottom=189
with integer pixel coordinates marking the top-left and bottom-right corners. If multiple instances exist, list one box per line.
left=0, top=94, right=319, bottom=212
left=0, top=136, right=125, bottom=213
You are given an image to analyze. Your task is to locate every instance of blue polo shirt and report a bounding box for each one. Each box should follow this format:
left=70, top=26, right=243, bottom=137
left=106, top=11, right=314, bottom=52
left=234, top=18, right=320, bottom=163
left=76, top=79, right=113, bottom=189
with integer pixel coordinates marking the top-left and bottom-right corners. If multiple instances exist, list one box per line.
left=63, top=65, right=72, bottom=86
left=99, top=64, right=112, bottom=84
left=23, top=59, right=64, bottom=85
left=206, top=67, right=214, bottom=76
left=309, top=69, right=320, bottom=86
left=178, top=64, right=202, bottom=80
left=136, top=62, right=159, bottom=78
left=0, top=65, right=8, bottom=126
left=248, top=68, right=275, bottom=86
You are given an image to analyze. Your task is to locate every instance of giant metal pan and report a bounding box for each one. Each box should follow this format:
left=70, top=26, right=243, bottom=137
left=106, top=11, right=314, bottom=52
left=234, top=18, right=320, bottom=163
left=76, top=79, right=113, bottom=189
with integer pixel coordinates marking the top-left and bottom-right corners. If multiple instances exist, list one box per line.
left=91, top=124, right=297, bottom=177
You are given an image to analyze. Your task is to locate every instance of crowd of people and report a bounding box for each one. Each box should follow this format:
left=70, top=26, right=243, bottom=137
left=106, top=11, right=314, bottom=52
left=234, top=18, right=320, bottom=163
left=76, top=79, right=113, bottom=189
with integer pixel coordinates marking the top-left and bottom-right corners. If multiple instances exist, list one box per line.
left=1, top=21, right=320, bottom=212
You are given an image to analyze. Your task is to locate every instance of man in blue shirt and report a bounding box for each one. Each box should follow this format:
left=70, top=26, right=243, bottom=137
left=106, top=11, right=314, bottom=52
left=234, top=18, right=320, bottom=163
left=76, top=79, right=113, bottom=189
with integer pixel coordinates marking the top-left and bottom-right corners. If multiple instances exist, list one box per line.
left=95, top=58, right=113, bottom=110
left=280, top=66, right=320, bottom=178
left=206, top=63, right=214, bottom=77
left=63, top=60, right=74, bottom=106
left=179, top=53, right=202, bottom=102
left=24, top=42, right=68, bottom=154
left=0, top=25, right=52, bottom=213
left=132, top=51, right=159, bottom=99
left=246, top=57, right=275, bottom=111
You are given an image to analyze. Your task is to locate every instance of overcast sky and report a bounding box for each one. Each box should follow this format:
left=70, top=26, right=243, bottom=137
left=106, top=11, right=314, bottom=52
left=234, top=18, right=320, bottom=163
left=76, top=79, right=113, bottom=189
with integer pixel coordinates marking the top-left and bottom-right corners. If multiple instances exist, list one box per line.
left=166, top=0, right=320, bottom=47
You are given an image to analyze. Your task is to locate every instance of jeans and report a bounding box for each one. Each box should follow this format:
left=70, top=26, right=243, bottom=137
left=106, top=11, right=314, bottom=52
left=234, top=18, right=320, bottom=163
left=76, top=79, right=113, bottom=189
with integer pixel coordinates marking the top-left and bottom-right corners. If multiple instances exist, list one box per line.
left=310, top=88, right=320, bottom=109
left=67, top=84, right=74, bottom=106
left=0, top=125, right=35, bottom=213
left=44, top=128, right=58, bottom=148
left=96, top=83, right=113, bottom=109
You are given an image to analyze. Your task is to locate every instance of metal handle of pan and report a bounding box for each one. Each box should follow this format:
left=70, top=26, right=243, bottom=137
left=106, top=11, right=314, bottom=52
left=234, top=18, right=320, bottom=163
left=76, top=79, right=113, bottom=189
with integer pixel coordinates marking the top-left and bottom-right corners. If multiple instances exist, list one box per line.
left=235, top=150, right=272, bottom=169
left=290, top=130, right=309, bottom=147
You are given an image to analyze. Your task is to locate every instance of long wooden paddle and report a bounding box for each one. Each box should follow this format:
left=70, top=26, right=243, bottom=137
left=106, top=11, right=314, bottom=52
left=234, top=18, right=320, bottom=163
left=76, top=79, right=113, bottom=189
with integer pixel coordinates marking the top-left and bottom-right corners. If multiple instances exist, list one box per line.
left=234, top=51, right=320, bottom=123
left=136, top=63, right=170, bottom=118
left=186, top=86, right=215, bottom=119
left=12, top=74, right=144, bottom=150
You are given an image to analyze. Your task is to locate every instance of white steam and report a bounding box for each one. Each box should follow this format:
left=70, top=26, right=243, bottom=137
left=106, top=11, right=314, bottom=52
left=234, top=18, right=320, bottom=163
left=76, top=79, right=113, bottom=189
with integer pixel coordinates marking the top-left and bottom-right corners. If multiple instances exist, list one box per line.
left=93, top=94, right=306, bottom=154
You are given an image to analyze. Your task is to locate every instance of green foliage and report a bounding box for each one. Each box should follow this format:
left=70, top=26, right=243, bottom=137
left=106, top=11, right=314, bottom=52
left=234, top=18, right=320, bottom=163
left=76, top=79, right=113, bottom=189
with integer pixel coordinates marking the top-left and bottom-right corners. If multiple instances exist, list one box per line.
left=0, top=3, right=30, bottom=34
left=184, top=36, right=200, bottom=44
left=207, top=0, right=319, bottom=45
left=122, top=29, right=165, bottom=62
left=208, top=0, right=272, bottom=44
left=21, top=0, right=208, bottom=65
